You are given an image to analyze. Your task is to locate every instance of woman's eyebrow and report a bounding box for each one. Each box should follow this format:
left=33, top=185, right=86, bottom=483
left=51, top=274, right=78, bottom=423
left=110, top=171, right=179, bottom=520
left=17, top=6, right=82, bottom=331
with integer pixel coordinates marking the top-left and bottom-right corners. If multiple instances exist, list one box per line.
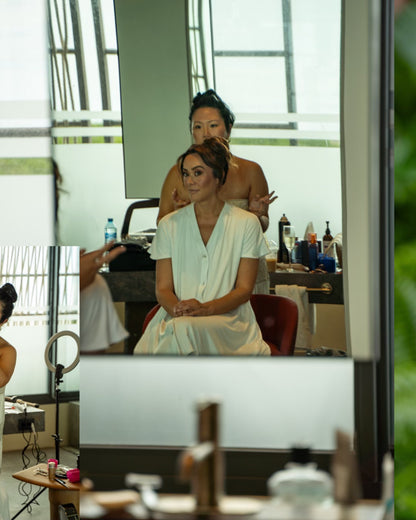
left=193, top=119, right=220, bottom=124
left=183, top=163, right=205, bottom=172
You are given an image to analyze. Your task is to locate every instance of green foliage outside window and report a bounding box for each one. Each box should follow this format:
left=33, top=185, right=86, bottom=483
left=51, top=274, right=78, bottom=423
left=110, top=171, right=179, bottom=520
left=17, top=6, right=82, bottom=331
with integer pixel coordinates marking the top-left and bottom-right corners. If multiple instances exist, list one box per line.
left=394, top=2, right=416, bottom=518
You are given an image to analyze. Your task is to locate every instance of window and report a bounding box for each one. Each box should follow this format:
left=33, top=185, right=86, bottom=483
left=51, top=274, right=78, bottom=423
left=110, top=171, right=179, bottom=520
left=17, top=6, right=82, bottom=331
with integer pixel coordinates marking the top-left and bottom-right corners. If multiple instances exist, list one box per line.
left=0, top=0, right=54, bottom=243
left=188, top=0, right=341, bottom=147
left=48, top=0, right=121, bottom=143
left=1, top=246, right=79, bottom=401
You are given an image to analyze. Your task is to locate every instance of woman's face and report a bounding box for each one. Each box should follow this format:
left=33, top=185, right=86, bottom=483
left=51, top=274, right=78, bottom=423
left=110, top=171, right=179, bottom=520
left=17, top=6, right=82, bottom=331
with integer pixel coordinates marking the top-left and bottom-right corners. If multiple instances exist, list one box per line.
left=191, top=107, right=230, bottom=145
left=182, top=153, right=219, bottom=202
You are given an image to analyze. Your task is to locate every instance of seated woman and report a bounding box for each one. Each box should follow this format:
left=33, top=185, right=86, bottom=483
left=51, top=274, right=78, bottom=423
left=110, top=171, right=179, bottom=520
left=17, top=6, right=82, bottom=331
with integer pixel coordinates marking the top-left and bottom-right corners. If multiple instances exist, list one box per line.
left=157, top=89, right=277, bottom=294
left=134, top=137, right=270, bottom=356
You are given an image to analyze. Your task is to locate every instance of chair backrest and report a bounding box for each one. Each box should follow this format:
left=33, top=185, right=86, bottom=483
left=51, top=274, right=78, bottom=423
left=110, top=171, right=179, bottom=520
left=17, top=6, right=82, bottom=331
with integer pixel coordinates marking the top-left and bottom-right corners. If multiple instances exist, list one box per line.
left=142, top=303, right=161, bottom=334
left=121, top=198, right=160, bottom=239
left=249, top=294, right=298, bottom=356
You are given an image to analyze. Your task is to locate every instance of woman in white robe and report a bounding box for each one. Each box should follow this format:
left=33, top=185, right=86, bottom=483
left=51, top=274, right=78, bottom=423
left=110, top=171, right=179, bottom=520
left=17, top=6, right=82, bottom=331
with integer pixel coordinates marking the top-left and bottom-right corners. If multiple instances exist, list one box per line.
left=134, top=137, right=270, bottom=356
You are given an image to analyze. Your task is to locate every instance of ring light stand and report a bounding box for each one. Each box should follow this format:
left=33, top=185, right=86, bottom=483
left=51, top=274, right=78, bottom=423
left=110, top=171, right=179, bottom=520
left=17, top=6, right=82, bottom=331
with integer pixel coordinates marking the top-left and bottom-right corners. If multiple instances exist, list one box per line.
left=44, top=330, right=80, bottom=462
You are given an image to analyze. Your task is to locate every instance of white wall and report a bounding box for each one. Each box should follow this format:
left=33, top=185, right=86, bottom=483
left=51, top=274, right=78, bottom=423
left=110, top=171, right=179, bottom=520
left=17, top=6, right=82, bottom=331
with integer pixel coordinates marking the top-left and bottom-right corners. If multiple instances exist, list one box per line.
left=234, top=145, right=342, bottom=243
left=0, top=175, right=54, bottom=245
left=80, top=357, right=354, bottom=451
left=55, top=143, right=341, bottom=251
left=55, top=144, right=132, bottom=250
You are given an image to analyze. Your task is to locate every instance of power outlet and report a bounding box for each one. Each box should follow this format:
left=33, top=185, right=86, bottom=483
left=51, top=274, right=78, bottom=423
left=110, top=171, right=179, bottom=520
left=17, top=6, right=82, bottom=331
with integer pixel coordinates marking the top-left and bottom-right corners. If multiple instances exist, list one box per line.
left=18, top=418, right=34, bottom=432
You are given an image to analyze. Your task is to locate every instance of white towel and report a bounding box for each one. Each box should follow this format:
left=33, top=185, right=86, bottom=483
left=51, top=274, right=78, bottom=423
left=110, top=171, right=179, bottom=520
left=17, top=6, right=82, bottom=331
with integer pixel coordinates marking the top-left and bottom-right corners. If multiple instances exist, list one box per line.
left=274, top=285, right=316, bottom=349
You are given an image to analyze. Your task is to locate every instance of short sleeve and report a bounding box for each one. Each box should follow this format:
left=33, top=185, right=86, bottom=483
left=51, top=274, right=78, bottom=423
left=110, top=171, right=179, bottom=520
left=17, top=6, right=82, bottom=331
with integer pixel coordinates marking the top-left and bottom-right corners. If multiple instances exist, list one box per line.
left=149, top=218, right=172, bottom=259
left=241, top=214, right=270, bottom=259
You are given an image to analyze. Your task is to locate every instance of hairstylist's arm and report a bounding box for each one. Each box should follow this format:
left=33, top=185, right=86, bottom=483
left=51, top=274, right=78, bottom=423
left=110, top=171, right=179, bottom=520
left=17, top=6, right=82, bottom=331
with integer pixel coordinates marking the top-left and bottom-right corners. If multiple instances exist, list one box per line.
left=80, top=242, right=126, bottom=291
left=248, top=163, right=277, bottom=232
left=175, top=258, right=258, bottom=317
left=155, top=258, right=180, bottom=316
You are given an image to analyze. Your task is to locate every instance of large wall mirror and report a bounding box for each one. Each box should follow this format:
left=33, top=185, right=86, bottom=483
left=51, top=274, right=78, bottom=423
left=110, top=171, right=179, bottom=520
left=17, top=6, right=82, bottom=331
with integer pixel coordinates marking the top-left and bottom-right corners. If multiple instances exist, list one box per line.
left=114, top=0, right=348, bottom=356
left=52, top=0, right=392, bottom=359
left=77, top=0, right=393, bottom=500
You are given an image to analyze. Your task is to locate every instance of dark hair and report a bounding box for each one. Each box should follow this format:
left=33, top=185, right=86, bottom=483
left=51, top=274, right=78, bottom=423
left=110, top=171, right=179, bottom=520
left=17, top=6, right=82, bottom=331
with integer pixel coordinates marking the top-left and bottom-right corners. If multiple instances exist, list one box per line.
left=189, top=89, right=235, bottom=133
left=0, top=283, right=18, bottom=324
left=178, top=136, right=232, bottom=186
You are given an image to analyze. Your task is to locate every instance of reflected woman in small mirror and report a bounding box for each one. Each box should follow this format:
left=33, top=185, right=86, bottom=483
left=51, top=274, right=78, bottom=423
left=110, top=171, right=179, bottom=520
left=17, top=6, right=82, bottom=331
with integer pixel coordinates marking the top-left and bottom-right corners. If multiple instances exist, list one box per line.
left=157, top=89, right=277, bottom=294
left=135, top=137, right=270, bottom=356
left=0, top=283, right=17, bottom=476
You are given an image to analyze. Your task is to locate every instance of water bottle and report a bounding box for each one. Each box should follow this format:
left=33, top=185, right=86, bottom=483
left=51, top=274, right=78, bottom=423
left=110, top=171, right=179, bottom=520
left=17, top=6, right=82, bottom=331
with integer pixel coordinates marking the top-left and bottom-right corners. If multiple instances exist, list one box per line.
left=104, top=218, right=117, bottom=243
left=103, top=218, right=117, bottom=272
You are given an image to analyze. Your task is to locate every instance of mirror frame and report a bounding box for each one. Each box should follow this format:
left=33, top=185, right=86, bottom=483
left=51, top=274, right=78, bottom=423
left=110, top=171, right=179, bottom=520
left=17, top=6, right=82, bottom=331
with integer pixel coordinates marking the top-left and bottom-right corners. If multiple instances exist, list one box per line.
left=341, top=0, right=394, bottom=494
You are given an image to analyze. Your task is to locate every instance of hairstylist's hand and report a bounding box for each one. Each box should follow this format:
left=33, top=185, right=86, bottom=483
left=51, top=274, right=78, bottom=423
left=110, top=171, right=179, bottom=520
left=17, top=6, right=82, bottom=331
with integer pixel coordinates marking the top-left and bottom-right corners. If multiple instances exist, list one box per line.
left=249, top=191, right=278, bottom=217
left=80, top=241, right=126, bottom=291
left=172, top=188, right=190, bottom=211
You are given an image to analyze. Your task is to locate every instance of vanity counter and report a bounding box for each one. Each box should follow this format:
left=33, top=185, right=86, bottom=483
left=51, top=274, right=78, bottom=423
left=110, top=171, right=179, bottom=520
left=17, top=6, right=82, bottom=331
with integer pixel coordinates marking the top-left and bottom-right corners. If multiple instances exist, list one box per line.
left=103, top=270, right=343, bottom=304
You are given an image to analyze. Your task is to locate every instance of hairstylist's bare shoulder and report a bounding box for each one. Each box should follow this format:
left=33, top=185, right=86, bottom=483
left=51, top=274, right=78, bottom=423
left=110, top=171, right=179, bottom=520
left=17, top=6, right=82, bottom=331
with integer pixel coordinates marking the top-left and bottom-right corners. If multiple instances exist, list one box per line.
left=235, top=156, right=263, bottom=174
left=0, top=337, right=17, bottom=365
left=0, top=336, right=14, bottom=350
left=233, top=156, right=268, bottom=192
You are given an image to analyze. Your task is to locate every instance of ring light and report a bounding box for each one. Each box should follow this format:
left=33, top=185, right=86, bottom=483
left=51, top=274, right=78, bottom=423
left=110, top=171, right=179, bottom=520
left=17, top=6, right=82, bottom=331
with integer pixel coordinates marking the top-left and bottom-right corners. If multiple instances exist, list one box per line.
left=44, top=330, right=80, bottom=374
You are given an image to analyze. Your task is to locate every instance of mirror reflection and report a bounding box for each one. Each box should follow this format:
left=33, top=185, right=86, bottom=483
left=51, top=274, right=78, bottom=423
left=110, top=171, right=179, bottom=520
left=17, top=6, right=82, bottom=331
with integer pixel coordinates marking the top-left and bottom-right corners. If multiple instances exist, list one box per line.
left=52, top=0, right=346, bottom=357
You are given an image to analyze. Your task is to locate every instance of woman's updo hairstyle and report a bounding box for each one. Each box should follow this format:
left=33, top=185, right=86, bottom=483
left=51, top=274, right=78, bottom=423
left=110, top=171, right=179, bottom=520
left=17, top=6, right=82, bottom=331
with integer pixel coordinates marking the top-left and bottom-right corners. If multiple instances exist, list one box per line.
left=178, top=136, right=232, bottom=186
left=0, top=283, right=18, bottom=324
left=189, top=89, right=235, bottom=134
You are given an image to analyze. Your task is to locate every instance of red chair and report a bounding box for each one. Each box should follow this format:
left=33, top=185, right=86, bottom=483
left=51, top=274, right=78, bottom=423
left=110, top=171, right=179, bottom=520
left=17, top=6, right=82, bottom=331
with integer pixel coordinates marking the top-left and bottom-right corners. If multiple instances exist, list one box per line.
left=249, top=294, right=298, bottom=356
left=142, top=303, right=161, bottom=334
left=142, top=294, right=298, bottom=356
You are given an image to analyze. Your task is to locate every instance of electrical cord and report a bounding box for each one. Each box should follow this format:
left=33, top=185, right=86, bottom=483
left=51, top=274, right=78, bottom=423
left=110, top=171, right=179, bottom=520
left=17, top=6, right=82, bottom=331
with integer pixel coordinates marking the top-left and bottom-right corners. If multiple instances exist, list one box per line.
left=17, top=423, right=47, bottom=513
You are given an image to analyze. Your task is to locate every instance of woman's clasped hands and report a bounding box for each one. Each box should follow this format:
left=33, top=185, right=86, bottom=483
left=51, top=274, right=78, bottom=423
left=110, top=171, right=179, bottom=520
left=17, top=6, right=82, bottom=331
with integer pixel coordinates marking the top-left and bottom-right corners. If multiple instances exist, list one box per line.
left=173, top=299, right=209, bottom=317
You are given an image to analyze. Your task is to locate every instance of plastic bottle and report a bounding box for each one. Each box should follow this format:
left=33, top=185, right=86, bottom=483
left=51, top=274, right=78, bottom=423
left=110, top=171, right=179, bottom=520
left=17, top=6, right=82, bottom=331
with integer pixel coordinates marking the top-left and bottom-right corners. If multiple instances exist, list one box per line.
left=104, top=218, right=117, bottom=243
left=102, top=218, right=117, bottom=272
left=308, top=233, right=319, bottom=271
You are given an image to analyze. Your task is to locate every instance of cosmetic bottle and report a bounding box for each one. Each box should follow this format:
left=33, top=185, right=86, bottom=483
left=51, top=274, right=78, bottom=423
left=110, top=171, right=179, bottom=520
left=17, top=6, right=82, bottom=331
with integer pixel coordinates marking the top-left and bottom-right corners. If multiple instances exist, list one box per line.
left=278, top=214, right=290, bottom=263
left=48, top=461, right=56, bottom=481
left=268, top=446, right=333, bottom=507
left=322, top=221, right=333, bottom=254
left=308, top=233, right=319, bottom=271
